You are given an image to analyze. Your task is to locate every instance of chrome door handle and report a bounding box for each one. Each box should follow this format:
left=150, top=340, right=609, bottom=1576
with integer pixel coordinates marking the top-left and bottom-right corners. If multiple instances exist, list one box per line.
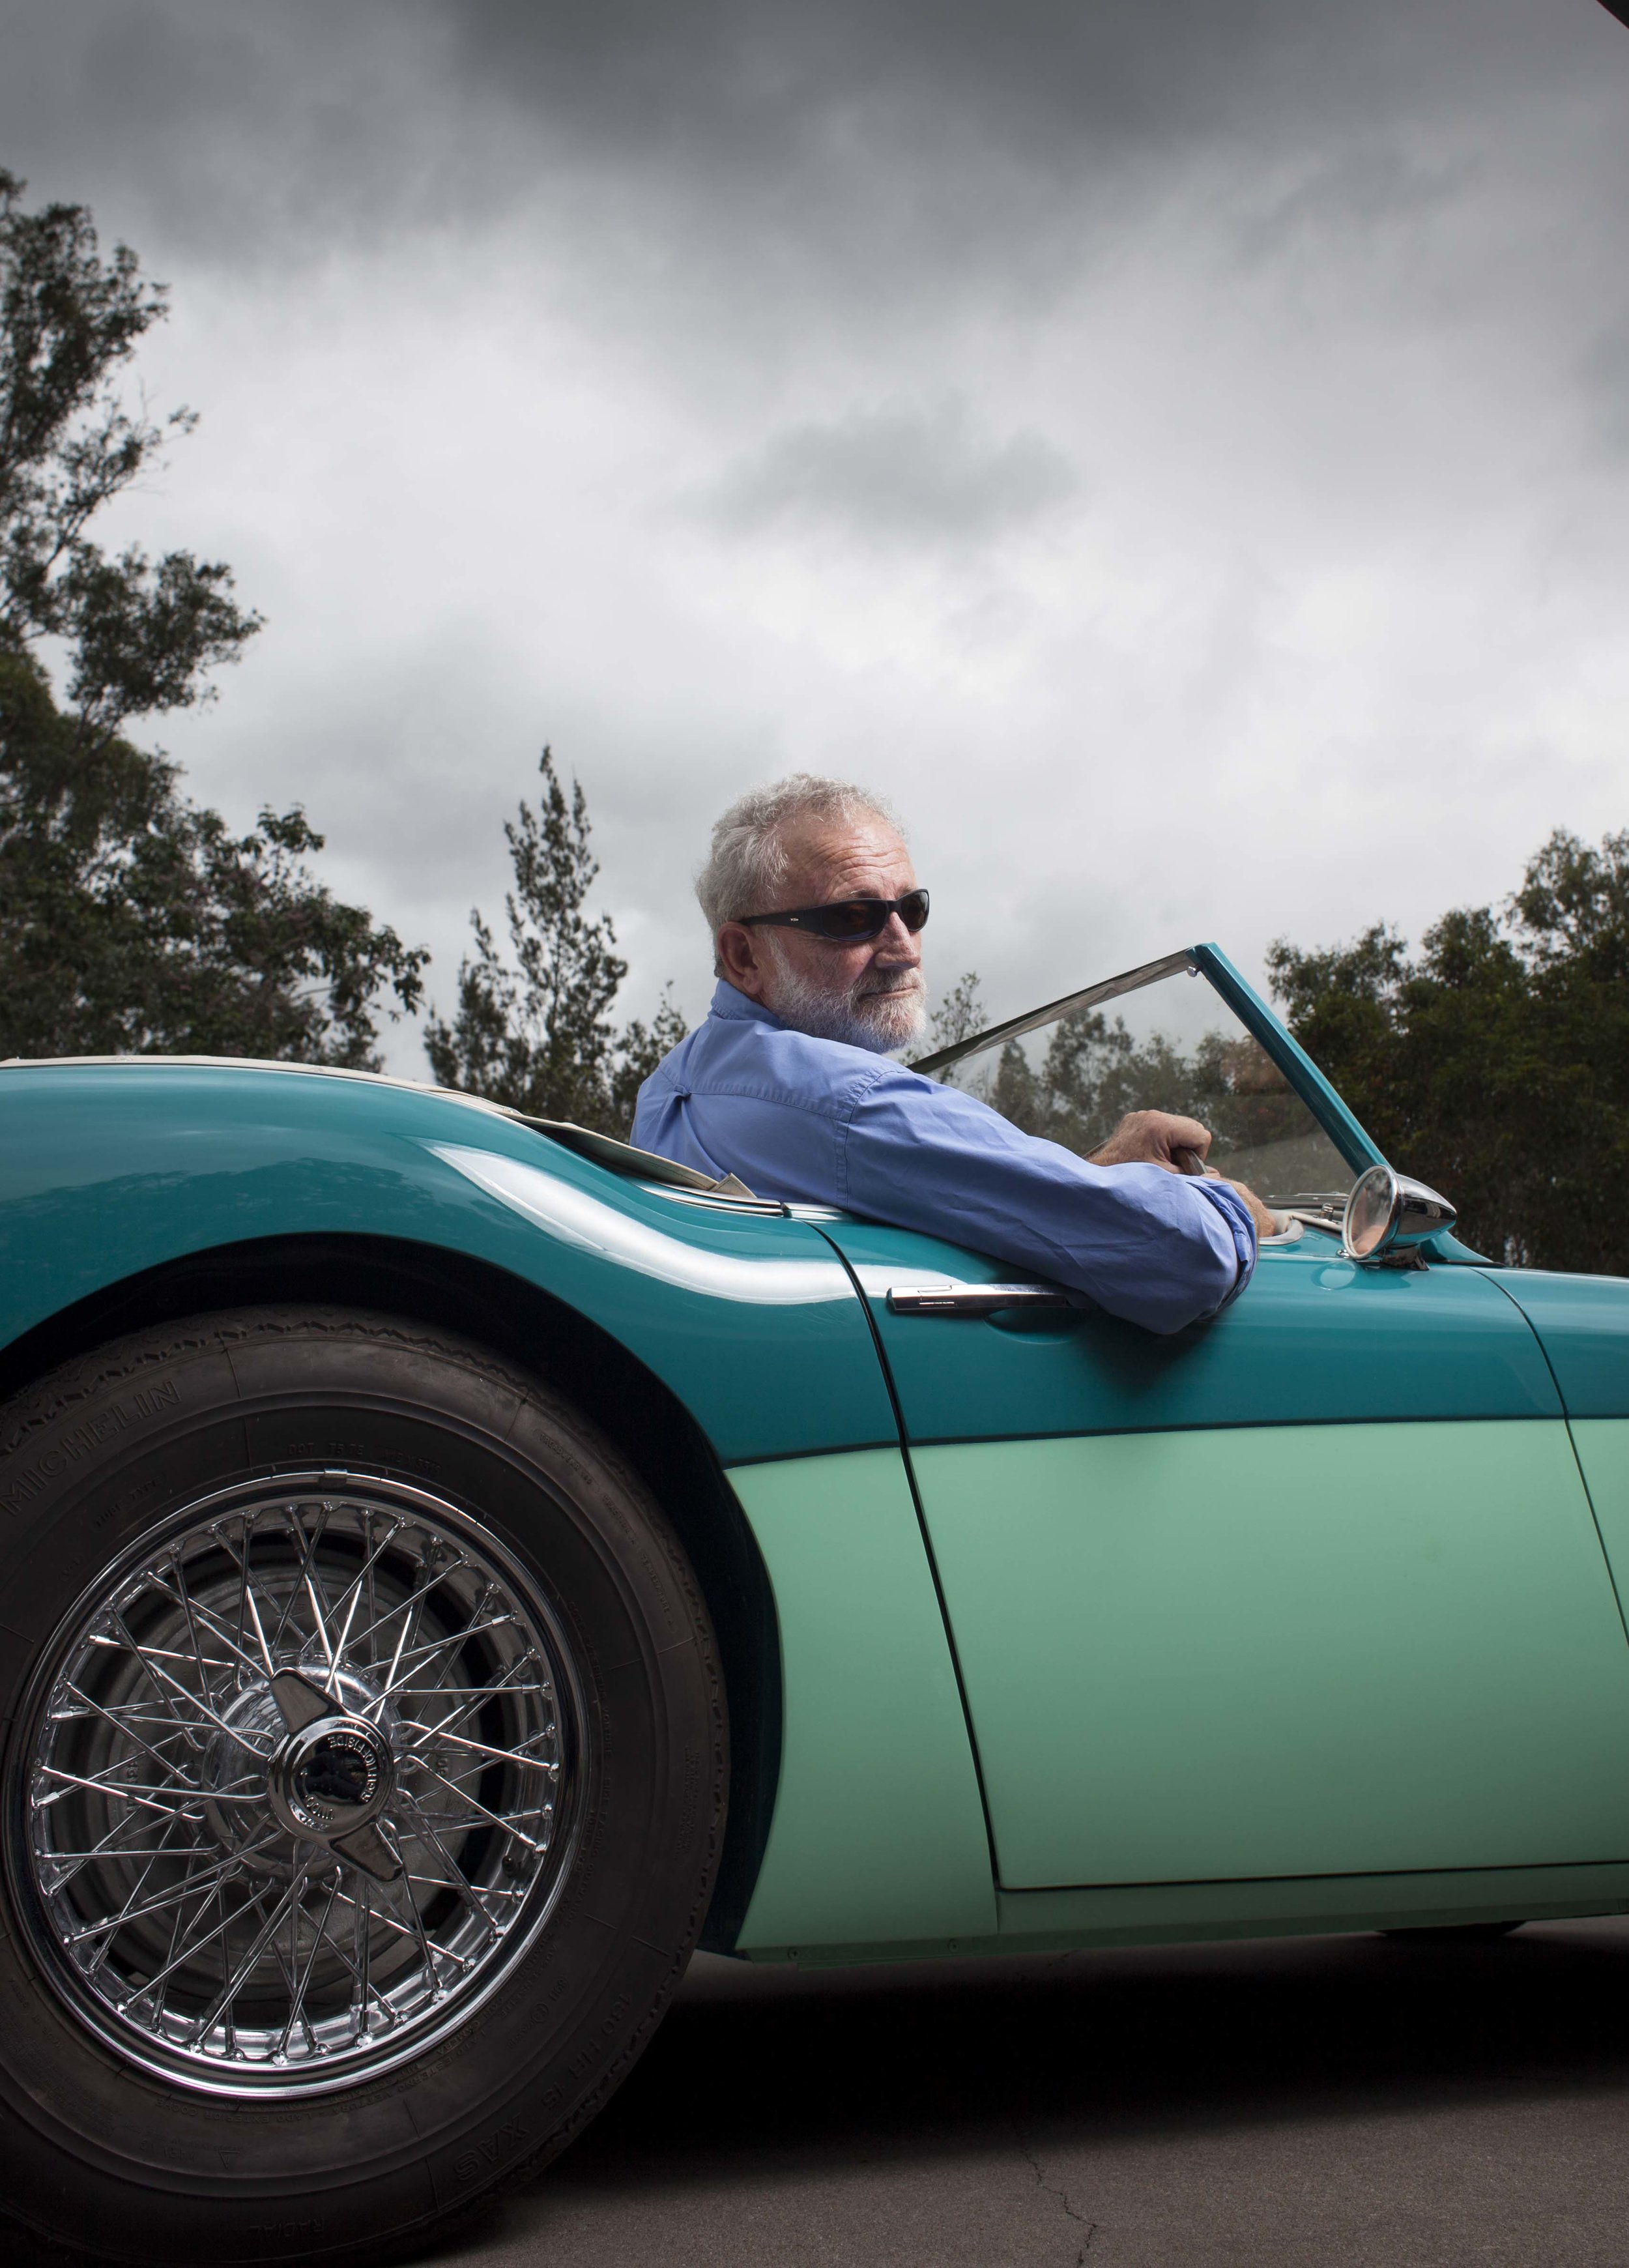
left=886, top=1283, right=1073, bottom=1316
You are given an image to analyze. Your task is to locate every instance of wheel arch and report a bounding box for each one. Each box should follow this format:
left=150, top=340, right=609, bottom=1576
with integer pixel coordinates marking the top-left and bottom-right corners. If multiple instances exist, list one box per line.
left=0, top=1228, right=780, bottom=1955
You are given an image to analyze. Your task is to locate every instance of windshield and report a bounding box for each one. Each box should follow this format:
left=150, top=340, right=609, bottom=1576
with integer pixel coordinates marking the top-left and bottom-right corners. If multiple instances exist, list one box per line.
left=912, top=952, right=1357, bottom=1206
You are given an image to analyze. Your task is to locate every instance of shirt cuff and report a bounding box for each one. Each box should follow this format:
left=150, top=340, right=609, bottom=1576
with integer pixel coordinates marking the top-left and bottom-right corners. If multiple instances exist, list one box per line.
left=1193, top=1178, right=1259, bottom=1312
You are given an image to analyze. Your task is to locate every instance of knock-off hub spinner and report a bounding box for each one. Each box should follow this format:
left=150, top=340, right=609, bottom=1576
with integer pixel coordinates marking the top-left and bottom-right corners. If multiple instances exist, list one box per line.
left=263, top=1668, right=403, bottom=1880
left=268, top=1712, right=394, bottom=1838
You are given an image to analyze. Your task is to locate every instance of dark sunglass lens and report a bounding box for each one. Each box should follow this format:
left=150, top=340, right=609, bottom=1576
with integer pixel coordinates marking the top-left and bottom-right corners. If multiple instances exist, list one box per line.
left=899, top=890, right=930, bottom=933
left=817, top=901, right=887, bottom=940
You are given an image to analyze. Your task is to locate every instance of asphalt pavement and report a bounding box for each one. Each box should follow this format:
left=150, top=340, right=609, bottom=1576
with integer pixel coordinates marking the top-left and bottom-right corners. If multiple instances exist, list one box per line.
left=433, top=1918, right=1629, bottom=2268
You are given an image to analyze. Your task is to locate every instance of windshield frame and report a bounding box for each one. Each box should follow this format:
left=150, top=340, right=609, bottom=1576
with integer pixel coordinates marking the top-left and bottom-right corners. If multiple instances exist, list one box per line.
left=908, top=940, right=1385, bottom=1182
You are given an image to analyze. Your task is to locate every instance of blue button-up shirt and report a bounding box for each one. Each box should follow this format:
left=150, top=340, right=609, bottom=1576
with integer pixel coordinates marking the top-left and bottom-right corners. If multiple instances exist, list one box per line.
left=632, top=981, right=1256, bottom=1335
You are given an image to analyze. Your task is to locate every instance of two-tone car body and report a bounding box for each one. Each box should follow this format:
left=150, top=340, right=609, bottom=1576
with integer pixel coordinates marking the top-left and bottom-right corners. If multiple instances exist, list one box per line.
left=1, top=943, right=1626, bottom=2265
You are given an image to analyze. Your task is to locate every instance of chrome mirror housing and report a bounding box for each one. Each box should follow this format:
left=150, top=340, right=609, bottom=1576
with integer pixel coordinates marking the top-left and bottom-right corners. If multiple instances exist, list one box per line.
left=1341, top=1164, right=1456, bottom=1264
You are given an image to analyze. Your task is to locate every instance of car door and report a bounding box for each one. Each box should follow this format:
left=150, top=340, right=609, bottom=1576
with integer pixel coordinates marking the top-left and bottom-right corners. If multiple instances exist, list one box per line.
left=815, top=948, right=1629, bottom=1891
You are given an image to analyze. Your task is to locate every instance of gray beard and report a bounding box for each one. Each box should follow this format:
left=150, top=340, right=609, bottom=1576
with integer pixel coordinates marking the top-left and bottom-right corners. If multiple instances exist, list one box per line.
left=764, top=945, right=929, bottom=1055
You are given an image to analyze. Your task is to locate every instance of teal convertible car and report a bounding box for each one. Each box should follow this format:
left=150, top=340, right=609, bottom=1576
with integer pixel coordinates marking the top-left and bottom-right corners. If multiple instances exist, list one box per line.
left=1, top=943, right=1626, bottom=2264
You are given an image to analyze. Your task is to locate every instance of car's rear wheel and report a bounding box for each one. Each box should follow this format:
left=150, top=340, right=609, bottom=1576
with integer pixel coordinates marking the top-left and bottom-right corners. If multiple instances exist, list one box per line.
left=0, top=1308, right=726, bottom=2265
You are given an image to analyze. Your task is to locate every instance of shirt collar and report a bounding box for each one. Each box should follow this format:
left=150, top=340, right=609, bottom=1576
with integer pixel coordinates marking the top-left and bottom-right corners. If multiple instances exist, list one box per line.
left=710, top=978, right=785, bottom=1028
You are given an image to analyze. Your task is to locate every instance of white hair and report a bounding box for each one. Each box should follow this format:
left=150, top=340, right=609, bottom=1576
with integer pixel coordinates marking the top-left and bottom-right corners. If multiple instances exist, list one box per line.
left=696, top=774, right=903, bottom=941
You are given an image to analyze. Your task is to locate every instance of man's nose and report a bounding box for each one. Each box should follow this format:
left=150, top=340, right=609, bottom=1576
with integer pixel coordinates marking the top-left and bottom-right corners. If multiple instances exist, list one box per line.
left=874, top=912, right=921, bottom=959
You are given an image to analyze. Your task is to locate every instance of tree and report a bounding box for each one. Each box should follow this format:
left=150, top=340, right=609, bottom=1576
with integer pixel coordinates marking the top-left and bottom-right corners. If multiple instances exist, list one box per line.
left=0, top=654, right=429, bottom=1063
left=927, top=966, right=1303, bottom=1172
left=425, top=749, right=685, bottom=1134
left=1267, top=830, right=1629, bottom=1273
left=922, top=969, right=987, bottom=1075
left=0, top=168, right=426, bottom=1066
left=1, top=167, right=257, bottom=735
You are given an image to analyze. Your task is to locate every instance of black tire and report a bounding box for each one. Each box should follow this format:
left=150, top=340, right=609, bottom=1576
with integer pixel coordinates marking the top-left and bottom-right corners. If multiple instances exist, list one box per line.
left=0, top=1307, right=726, bottom=2266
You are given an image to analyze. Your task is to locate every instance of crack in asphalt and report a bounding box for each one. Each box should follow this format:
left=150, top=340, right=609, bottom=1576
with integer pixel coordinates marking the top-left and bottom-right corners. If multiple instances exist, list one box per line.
left=1015, top=2125, right=1098, bottom=2261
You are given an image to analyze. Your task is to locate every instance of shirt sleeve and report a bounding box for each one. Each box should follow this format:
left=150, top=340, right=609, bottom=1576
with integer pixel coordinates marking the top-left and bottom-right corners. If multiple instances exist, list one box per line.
left=839, top=1064, right=1256, bottom=1335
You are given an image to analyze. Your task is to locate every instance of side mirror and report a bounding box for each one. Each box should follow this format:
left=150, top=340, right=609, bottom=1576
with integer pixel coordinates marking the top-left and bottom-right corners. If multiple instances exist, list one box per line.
left=1342, top=1164, right=1456, bottom=1264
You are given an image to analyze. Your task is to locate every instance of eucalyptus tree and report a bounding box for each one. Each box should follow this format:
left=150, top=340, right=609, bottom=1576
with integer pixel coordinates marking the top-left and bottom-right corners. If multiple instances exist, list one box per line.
left=0, top=169, right=426, bottom=1066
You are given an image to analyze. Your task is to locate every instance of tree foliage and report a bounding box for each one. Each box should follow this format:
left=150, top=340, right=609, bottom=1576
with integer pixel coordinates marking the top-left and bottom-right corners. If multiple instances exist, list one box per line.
left=0, top=169, right=426, bottom=1066
left=425, top=749, right=685, bottom=1134
left=928, top=971, right=1325, bottom=1186
left=977, top=1015, right=1305, bottom=1170
left=0, top=167, right=255, bottom=735
left=0, top=652, right=427, bottom=1062
left=1267, top=830, right=1629, bottom=1272
left=922, top=969, right=987, bottom=1067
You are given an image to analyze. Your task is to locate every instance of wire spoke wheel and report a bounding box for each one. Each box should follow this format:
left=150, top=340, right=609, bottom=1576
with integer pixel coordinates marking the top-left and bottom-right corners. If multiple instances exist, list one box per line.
left=10, top=1472, right=586, bottom=2096
left=0, top=1310, right=725, bottom=2266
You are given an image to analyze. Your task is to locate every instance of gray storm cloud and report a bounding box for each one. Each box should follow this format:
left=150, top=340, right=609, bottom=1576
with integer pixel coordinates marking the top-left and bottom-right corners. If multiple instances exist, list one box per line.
left=1, top=2, right=1626, bottom=1066
left=7, top=4, right=1622, bottom=274
left=703, top=401, right=1080, bottom=545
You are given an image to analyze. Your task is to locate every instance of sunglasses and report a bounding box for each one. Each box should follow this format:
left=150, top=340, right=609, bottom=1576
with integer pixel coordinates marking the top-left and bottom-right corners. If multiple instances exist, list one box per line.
left=736, top=888, right=930, bottom=943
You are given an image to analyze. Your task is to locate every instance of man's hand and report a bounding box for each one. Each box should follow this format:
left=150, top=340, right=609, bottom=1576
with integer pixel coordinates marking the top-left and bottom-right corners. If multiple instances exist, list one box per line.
left=1089, top=1110, right=1279, bottom=1243
left=1088, top=1111, right=1211, bottom=1170
left=1208, top=1174, right=1280, bottom=1243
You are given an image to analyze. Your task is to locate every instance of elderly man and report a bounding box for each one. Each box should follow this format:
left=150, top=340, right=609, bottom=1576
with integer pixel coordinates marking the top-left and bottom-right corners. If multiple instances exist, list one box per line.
left=632, top=776, right=1275, bottom=1333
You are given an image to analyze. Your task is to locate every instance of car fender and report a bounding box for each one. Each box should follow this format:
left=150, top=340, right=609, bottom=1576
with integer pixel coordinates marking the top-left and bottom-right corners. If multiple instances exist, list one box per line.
left=0, top=1061, right=896, bottom=1464
left=0, top=1060, right=996, bottom=1955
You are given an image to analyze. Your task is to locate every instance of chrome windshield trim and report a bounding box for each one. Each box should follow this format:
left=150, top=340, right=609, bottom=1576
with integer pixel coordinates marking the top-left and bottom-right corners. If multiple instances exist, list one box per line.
left=909, top=948, right=1196, bottom=1078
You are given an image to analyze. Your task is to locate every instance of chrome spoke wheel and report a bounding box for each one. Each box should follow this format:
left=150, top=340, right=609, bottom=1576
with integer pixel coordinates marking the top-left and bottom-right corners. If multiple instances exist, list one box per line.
left=8, top=1474, right=586, bottom=2097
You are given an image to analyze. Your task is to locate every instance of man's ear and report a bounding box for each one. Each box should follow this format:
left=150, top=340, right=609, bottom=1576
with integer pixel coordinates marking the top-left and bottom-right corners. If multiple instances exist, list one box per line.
left=716, top=922, right=770, bottom=1001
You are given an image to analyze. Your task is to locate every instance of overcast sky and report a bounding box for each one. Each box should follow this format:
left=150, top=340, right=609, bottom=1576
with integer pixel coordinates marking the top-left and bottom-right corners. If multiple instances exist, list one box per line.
left=3, top=0, right=1627, bottom=1068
